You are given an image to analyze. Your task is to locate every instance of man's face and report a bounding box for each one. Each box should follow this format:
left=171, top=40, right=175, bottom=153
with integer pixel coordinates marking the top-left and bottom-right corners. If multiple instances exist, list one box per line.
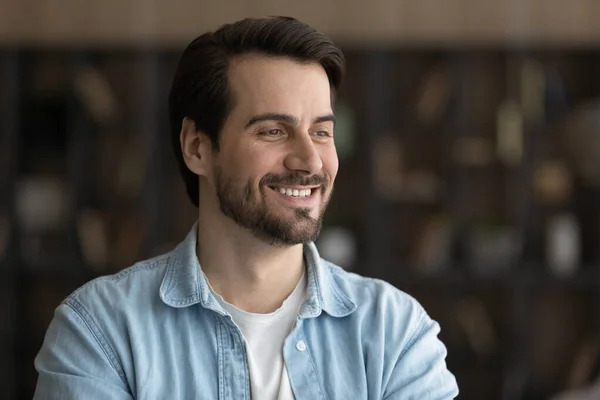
left=210, top=54, right=338, bottom=246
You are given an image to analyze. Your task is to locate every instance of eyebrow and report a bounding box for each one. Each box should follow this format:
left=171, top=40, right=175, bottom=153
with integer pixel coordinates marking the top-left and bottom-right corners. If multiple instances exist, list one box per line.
left=244, top=113, right=336, bottom=129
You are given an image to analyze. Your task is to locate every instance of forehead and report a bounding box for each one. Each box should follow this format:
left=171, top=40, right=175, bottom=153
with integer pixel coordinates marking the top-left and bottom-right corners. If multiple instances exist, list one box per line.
left=226, top=54, right=332, bottom=118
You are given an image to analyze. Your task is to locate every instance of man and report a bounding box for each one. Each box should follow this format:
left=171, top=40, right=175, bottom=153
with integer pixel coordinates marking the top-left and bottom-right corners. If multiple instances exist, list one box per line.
left=34, top=16, right=458, bottom=399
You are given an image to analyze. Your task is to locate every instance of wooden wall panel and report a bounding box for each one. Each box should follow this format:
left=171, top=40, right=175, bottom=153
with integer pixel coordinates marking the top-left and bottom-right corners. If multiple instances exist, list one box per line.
left=1, top=0, right=599, bottom=46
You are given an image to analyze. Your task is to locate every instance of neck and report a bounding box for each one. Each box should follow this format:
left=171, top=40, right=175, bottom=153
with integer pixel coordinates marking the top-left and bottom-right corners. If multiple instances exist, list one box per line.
left=196, top=210, right=305, bottom=314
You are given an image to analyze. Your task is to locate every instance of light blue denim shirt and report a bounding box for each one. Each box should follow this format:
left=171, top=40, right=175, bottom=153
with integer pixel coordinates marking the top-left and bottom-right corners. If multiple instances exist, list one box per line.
left=34, top=224, right=458, bottom=399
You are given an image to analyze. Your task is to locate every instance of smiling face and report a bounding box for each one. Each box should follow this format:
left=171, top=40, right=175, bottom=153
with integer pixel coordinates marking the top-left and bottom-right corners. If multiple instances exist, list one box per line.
left=209, top=54, right=339, bottom=246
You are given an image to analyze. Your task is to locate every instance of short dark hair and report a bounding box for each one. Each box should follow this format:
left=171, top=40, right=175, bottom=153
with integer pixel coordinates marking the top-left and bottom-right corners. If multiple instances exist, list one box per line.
left=168, top=16, right=345, bottom=207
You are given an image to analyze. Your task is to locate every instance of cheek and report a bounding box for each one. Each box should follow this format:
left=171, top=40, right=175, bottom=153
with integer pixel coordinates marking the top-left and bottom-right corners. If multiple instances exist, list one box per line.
left=238, top=146, right=283, bottom=185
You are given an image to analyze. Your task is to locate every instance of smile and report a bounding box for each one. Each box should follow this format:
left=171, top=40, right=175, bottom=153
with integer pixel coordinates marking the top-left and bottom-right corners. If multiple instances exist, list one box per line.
left=268, top=186, right=319, bottom=199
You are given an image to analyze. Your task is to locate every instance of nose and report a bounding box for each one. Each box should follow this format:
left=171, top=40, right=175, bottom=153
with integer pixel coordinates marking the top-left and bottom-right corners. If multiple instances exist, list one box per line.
left=284, top=134, right=323, bottom=175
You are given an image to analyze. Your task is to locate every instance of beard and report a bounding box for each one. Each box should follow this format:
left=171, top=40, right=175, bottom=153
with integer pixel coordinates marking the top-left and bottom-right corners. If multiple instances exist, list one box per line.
left=214, top=166, right=330, bottom=247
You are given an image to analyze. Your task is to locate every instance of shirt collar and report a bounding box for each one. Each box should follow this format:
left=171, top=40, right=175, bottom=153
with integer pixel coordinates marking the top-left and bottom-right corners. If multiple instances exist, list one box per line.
left=159, top=223, right=357, bottom=318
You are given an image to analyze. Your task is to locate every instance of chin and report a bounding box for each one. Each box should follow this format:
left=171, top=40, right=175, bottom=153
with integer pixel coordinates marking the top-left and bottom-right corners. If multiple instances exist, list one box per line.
left=262, top=220, right=322, bottom=246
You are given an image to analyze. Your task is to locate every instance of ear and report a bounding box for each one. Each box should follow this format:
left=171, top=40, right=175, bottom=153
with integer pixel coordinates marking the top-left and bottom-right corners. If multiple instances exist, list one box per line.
left=180, top=117, right=213, bottom=177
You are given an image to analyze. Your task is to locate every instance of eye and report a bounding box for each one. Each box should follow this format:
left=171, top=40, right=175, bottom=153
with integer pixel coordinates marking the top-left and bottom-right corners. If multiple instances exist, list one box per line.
left=313, top=130, right=332, bottom=138
left=259, top=128, right=285, bottom=137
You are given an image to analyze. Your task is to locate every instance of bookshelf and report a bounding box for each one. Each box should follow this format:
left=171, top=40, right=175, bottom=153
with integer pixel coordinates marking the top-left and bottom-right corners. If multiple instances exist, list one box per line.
left=2, top=46, right=600, bottom=400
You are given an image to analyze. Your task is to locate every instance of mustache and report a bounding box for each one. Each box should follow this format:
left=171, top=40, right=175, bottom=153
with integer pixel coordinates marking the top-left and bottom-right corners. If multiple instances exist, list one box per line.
left=261, top=172, right=328, bottom=187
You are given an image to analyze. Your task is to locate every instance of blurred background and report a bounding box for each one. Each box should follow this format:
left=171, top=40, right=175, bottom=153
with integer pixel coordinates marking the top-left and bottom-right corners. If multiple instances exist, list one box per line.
left=2, top=1, right=600, bottom=399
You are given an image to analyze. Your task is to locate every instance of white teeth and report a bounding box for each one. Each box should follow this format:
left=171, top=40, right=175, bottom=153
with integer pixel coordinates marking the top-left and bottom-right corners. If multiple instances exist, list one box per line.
left=275, top=187, right=313, bottom=198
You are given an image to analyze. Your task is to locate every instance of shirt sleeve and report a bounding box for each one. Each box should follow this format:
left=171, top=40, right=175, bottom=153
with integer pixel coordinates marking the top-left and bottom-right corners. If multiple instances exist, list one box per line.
left=33, top=301, right=134, bottom=400
left=383, top=312, right=459, bottom=400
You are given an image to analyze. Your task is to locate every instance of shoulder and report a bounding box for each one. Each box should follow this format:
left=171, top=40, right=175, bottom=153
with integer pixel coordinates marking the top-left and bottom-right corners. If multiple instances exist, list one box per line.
left=323, top=260, right=423, bottom=311
left=64, top=251, right=172, bottom=318
left=321, top=260, right=449, bottom=371
left=322, top=259, right=427, bottom=326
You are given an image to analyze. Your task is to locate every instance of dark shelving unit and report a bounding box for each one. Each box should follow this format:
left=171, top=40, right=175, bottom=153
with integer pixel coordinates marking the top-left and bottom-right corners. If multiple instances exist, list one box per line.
left=2, top=46, right=600, bottom=400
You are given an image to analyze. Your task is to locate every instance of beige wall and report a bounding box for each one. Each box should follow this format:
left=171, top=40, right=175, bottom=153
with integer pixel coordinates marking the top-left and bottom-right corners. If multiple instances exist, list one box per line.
left=1, top=0, right=600, bottom=47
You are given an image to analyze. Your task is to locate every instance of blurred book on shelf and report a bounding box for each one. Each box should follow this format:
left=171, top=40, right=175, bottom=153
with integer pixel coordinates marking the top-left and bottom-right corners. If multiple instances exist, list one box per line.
left=519, top=59, right=546, bottom=124
left=563, top=101, right=600, bottom=188
left=76, top=209, right=109, bottom=272
left=533, top=161, right=573, bottom=207
left=74, top=65, right=118, bottom=126
left=15, top=176, right=70, bottom=269
left=496, top=99, right=524, bottom=168
left=415, top=65, right=452, bottom=126
left=455, top=297, right=498, bottom=359
left=467, top=224, right=521, bottom=275
left=546, top=213, right=580, bottom=277
left=411, top=213, right=453, bottom=275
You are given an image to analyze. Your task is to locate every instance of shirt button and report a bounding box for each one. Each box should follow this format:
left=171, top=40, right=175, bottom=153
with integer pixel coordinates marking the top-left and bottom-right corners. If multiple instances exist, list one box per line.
left=296, top=340, right=307, bottom=352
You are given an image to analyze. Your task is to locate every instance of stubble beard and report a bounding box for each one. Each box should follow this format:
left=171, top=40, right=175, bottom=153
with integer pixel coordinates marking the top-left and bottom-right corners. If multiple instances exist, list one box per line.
left=214, top=167, right=331, bottom=247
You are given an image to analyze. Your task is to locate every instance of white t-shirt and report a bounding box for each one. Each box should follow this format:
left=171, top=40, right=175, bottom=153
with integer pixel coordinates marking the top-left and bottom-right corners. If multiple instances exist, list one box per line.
left=206, top=272, right=307, bottom=400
